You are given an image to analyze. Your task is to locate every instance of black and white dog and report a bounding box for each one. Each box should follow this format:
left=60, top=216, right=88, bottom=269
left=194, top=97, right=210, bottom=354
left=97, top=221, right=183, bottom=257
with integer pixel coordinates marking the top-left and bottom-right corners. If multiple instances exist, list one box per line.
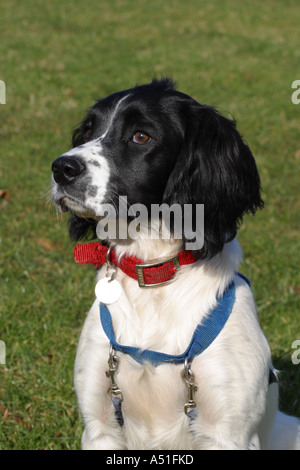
left=51, top=79, right=300, bottom=450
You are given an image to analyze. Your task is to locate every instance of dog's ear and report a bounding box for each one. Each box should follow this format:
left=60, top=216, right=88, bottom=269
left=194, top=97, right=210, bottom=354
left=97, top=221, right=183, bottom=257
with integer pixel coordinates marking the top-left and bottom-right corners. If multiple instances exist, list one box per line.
left=163, top=104, right=264, bottom=259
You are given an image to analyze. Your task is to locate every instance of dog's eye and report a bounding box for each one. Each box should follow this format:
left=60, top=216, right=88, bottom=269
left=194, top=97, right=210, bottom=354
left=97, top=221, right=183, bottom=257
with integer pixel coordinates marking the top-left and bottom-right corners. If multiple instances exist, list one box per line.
left=84, top=128, right=91, bottom=140
left=132, top=132, right=151, bottom=145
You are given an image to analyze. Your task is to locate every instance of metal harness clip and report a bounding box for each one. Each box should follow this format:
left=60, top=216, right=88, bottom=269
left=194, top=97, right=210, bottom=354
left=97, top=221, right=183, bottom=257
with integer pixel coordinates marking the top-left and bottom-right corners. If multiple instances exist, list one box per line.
left=106, top=344, right=123, bottom=403
left=181, top=357, right=198, bottom=416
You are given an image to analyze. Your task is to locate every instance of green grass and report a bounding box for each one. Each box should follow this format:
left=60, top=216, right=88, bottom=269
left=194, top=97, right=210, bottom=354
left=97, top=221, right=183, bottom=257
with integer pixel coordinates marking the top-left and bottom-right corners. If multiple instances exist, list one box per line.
left=1, top=0, right=300, bottom=450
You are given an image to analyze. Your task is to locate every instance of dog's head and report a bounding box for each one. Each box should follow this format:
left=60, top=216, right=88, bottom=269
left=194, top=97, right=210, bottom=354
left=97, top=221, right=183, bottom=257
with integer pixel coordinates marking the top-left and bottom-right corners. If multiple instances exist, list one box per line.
left=51, top=78, right=263, bottom=259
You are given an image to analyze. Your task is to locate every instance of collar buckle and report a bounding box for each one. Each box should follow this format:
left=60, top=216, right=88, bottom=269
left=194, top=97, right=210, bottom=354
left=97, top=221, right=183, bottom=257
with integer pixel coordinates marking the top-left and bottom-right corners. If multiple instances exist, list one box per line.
left=135, top=255, right=180, bottom=288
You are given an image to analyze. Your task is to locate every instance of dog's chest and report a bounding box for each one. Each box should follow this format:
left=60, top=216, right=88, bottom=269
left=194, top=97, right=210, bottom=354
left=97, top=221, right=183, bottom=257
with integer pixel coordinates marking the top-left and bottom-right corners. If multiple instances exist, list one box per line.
left=105, top=285, right=208, bottom=448
left=100, top=265, right=231, bottom=447
left=117, top=271, right=210, bottom=353
left=115, top=357, right=194, bottom=449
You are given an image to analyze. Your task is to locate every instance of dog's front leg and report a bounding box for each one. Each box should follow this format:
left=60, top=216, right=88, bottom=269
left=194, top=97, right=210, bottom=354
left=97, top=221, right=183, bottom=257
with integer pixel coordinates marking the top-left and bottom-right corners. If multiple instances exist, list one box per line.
left=74, top=303, right=127, bottom=450
left=81, top=423, right=125, bottom=451
left=78, top=386, right=126, bottom=451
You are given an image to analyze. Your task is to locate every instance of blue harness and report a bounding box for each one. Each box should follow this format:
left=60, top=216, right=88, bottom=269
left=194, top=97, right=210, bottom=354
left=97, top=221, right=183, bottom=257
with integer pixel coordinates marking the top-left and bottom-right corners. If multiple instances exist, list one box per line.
left=100, top=278, right=242, bottom=366
left=100, top=273, right=251, bottom=425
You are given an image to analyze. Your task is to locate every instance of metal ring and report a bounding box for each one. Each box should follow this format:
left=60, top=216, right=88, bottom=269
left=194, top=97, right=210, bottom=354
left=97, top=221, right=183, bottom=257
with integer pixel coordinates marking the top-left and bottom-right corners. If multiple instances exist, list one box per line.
left=182, top=356, right=195, bottom=383
left=106, top=245, right=112, bottom=264
left=105, top=246, right=117, bottom=282
left=108, top=343, right=119, bottom=366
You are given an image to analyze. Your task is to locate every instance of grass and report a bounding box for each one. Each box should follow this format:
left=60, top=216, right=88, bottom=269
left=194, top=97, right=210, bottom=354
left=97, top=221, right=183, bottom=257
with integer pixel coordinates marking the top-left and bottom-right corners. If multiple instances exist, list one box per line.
left=1, top=0, right=300, bottom=450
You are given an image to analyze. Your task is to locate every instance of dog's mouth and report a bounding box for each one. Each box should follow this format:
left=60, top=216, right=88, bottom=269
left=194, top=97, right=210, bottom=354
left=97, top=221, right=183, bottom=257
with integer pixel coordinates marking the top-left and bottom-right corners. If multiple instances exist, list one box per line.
left=57, top=197, right=69, bottom=213
left=55, top=195, right=97, bottom=218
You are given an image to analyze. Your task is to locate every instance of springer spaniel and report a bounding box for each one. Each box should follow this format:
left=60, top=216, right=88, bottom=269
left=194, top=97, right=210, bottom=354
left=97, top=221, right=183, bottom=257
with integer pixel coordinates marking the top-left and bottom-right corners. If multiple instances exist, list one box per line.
left=51, top=79, right=300, bottom=450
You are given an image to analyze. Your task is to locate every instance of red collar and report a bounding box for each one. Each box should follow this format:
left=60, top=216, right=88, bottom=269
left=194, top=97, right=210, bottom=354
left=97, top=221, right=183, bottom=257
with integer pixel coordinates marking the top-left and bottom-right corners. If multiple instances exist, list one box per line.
left=74, top=242, right=198, bottom=287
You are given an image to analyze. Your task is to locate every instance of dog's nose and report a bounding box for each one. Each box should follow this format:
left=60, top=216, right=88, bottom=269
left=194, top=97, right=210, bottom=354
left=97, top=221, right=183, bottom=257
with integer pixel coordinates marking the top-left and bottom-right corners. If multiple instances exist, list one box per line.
left=52, top=156, right=85, bottom=185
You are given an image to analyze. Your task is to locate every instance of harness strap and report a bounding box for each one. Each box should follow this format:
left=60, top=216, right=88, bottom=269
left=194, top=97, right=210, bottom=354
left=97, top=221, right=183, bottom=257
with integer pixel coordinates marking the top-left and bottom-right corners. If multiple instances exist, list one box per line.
left=100, top=280, right=236, bottom=366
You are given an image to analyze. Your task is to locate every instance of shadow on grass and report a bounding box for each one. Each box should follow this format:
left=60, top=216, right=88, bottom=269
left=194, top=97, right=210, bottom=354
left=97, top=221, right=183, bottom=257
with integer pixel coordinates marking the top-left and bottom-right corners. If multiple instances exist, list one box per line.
left=272, top=354, right=300, bottom=418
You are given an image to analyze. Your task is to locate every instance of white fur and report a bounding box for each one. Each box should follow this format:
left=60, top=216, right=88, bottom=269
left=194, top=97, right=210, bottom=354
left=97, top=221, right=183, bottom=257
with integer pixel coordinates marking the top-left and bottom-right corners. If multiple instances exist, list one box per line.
left=73, top=237, right=300, bottom=450
left=51, top=141, right=111, bottom=218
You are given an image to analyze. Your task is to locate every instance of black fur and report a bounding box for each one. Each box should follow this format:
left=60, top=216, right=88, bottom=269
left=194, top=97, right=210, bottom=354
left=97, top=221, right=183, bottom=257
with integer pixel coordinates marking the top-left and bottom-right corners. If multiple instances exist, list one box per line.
left=66, top=79, right=263, bottom=259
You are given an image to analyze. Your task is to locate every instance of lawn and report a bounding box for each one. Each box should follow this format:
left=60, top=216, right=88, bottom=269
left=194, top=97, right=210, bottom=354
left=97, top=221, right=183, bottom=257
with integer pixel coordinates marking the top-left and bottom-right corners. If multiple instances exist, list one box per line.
left=0, top=0, right=299, bottom=450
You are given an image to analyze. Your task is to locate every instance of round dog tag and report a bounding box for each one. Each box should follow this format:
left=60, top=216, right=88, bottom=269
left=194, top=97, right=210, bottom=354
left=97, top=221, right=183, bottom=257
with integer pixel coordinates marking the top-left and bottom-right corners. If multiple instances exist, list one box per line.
left=95, top=277, right=122, bottom=304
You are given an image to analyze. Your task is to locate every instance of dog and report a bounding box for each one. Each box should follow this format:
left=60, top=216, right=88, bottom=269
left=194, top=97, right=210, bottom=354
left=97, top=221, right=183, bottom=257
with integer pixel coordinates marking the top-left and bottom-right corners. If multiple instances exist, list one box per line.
left=51, top=78, right=300, bottom=450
